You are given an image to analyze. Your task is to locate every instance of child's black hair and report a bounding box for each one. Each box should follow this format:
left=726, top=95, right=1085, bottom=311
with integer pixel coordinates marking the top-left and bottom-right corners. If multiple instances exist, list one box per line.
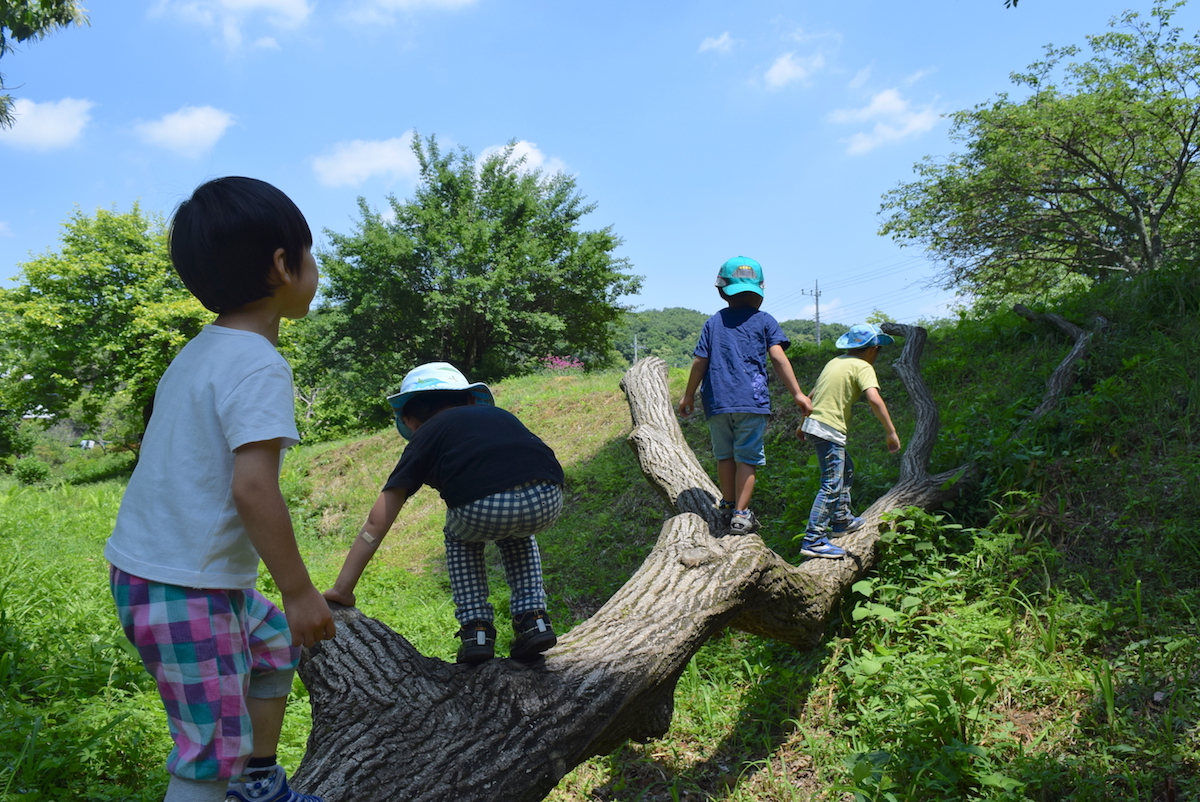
left=169, top=177, right=313, bottom=314
left=402, top=390, right=474, bottom=425
left=719, top=288, right=763, bottom=309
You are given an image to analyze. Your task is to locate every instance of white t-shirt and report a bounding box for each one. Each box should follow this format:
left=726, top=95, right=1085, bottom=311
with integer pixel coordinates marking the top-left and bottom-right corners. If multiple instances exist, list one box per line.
left=105, top=325, right=300, bottom=589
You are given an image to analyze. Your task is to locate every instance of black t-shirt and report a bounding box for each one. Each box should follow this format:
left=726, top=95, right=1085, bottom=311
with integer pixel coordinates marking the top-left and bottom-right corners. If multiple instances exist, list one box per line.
left=383, top=405, right=564, bottom=508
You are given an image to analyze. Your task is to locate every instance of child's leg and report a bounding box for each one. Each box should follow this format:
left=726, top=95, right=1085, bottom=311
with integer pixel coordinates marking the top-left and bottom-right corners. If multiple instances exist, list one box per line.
left=716, top=457, right=737, bottom=505
left=495, top=535, right=546, bottom=616
left=164, top=775, right=227, bottom=801
left=733, top=462, right=757, bottom=510
left=444, top=534, right=493, bottom=624
left=806, top=435, right=849, bottom=538
left=109, top=568, right=265, bottom=787
left=834, top=451, right=856, bottom=525
left=445, top=481, right=562, bottom=614
left=242, top=587, right=301, bottom=759
left=731, top=413, right=768, bottom=515
left=710, top=415, right=737, bottom=504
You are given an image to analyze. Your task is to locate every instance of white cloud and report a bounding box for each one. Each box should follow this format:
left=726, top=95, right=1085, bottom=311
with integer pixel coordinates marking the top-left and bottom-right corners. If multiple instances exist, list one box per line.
left=0, top=222, right=11, bottom=237
left=764, top=52, right=824, bottom=90
left=480, top=140, right=567, bottom=177
left=829, top=88, right=940, bottom=155
left=904, top=68, right=935, bottom=86
left=0, top=98, right=94, bottom=151
left=152, top=0, right=312, bottom=50
left=134, top=106, right=235, bottom=158
left=699, top=32, right=736, bottom=54
left=849, top=67, right=871, bottom=90
left=344, top=0, right=478, bottom=26
left=311, top=134, right=420, bottom=187
left=783, top=25, right=842, bottom=48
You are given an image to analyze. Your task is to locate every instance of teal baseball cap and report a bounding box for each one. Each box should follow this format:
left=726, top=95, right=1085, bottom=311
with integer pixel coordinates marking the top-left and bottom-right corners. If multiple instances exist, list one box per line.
left=386, top=362, right=494, bottom=439
left=715, top=256, right=765, bottom=297
left=836, top=324, right=896, bottom=350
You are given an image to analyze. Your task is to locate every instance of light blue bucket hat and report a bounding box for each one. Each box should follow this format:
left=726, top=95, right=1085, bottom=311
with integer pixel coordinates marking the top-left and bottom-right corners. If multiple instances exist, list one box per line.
left=835, top=323, right=896, bottom=350
left=386, top=362, right=494, bottom=439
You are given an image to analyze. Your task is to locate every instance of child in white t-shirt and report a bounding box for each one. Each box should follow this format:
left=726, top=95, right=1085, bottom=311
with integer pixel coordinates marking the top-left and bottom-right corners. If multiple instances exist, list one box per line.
left=105, top=177, right=334, bottom=802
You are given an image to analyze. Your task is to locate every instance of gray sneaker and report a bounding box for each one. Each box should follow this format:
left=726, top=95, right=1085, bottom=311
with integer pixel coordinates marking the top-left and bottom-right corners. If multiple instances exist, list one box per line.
left=728, top=510, right=761, bottom=535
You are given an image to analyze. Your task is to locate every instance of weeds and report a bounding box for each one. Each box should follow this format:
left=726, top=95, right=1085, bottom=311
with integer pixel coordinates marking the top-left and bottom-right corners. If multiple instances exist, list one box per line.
left=4, top=268, right=1200, bottom=800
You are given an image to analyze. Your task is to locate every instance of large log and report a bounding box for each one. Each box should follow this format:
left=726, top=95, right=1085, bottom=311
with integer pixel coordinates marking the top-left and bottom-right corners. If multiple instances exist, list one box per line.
left=295, top=317, right=1105, bottom=801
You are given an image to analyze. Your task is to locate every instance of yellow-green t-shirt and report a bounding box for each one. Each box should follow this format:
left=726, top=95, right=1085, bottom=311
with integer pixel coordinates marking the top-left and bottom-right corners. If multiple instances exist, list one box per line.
left=801, top=355, right=879, bottom=442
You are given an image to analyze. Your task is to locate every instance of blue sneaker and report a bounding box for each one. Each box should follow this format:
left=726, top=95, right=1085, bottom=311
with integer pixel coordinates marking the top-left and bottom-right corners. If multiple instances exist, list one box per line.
left=227, top=765, right=322, bottom=801
left=800, top=537, right=846, bottom=559
left=830, top=517, right=865, bottom=536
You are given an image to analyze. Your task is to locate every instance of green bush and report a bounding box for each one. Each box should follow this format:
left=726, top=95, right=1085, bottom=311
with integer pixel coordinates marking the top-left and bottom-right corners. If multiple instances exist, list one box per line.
left=12, top=457, right=50, bottom=486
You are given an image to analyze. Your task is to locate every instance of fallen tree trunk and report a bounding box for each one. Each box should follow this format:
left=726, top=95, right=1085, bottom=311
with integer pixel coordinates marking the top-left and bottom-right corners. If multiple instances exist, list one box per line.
left=293, top=317, right=1090, bottom=801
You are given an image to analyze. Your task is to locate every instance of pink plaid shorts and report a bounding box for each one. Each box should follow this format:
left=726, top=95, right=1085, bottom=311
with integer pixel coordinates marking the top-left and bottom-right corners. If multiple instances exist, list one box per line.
left=110, top=566, right=300, bottom=781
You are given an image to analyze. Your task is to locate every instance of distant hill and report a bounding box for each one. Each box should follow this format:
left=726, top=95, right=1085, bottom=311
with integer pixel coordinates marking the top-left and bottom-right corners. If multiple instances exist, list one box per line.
left=614, top=308, right=851, bottom=367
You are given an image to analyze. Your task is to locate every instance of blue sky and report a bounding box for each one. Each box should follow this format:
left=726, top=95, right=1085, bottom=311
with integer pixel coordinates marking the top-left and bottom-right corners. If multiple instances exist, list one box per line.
left=2, top=0, right=1196, bottom=326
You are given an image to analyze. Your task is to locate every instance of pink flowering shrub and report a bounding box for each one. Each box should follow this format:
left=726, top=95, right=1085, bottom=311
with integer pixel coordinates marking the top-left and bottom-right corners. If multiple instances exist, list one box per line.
left=541, top=355, right=584, bottom=372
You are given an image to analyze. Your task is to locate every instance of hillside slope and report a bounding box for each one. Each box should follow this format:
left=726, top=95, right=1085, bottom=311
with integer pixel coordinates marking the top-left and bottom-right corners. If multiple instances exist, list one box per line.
left=292, top=267, right=1200, bottom=801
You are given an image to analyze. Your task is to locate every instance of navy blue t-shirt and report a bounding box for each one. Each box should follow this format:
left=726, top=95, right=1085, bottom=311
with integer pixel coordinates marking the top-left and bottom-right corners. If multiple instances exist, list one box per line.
left=693, top=307, right=790, bottom=417
left=383, top=405, right=564, bottom=508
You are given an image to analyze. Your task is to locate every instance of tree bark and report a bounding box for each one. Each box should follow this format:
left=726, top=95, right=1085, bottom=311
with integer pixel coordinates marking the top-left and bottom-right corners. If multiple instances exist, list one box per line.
left=293, top=318, right=1091, bottom=801
left=1012, top=305, right=1108, bottom=435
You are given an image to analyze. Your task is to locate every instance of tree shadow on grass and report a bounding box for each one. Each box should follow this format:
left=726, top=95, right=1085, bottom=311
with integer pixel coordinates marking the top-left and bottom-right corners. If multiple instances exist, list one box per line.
left=580, top=634, right=837, bottom=801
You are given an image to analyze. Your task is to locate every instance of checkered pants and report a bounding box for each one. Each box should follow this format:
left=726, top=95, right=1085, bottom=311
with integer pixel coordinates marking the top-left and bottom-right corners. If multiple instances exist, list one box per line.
left=110, top=566, right=299, bottom=782
left=444, top=481, right=562, bottom=624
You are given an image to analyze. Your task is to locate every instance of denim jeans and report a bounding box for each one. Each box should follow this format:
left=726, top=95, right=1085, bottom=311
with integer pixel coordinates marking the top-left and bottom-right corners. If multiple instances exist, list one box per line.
left=806, top=434, right=854, bottom=538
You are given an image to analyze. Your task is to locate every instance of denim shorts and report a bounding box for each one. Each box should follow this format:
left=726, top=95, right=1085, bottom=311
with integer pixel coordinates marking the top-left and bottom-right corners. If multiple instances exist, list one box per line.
left=708, top=412, right=768, bottom=465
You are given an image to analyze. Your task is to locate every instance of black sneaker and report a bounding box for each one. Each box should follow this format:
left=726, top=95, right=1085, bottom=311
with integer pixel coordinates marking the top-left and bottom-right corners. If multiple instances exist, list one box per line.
left=510, top=610, right=557, bottom=662
left=728, top=510, right=761, bottom=535
left=456, top=620, right=496, bottom=664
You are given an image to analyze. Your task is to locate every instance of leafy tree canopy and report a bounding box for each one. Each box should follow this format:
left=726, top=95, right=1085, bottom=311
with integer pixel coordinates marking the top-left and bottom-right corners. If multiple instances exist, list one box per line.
left=611, top=308, right=850, bottom=369
left=614, top=308, right=709, bottom=368
left=0, top=204, right=208, bottom=439
left=0, top=0, right=87, bottom=127
left=880, top=0, right=1200, bottom=310
left=298, top=134, right=642, bottom=436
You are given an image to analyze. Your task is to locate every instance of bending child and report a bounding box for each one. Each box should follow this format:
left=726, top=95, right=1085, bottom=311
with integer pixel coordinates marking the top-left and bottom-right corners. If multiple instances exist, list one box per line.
left=105, top=177, right=334, bottom=802
left=798, top=324, right=902, bottom=560
left=324, top=362, right=564, bottom=665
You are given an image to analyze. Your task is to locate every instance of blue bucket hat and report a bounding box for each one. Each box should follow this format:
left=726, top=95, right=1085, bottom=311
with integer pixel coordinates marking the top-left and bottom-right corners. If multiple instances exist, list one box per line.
left=836, top=323, right=896, bottom=350
left=715, top=256, right=765, bottom=297
left=386, top=362, right=494, bottom=439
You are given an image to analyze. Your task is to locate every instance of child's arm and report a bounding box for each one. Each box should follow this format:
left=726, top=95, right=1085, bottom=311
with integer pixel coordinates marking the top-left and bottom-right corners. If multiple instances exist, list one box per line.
left=864, top=387, right=902, bottom=453
left=324, top=487, right=410, bottom=607
left=677, top=356, right=709, bottom=417
left=232, top=439, right=336, bottom=648
left=768, top=344, right=814, bottom=416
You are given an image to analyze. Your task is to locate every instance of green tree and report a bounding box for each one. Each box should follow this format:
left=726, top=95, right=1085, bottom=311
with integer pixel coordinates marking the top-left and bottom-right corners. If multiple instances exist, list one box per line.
left=304, top=134, right=641, bottom=435
left=880, top=1, right=1200, bottom=309
left=778, top=318, right=850, bottom=348
left=0, top=0, right=87, bottom=127
left=614, top=308, right=709, bottom=368
left=0, top=205, right=208, bottom=439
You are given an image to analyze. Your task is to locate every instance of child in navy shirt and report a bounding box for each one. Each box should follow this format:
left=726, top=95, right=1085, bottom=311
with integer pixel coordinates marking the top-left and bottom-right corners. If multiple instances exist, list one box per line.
left=678, top=257, right=813, bottom=535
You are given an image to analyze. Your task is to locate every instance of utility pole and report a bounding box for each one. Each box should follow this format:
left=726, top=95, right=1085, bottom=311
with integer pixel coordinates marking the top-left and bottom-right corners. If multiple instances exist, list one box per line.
left=633, top=333, right=639, bottom=363
left=799, top=280, right=822, bottom=346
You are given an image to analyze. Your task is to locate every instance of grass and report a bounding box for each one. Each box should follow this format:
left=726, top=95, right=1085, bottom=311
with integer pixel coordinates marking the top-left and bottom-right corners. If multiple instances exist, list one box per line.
left=3, top=267, right=1200, bottom=800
